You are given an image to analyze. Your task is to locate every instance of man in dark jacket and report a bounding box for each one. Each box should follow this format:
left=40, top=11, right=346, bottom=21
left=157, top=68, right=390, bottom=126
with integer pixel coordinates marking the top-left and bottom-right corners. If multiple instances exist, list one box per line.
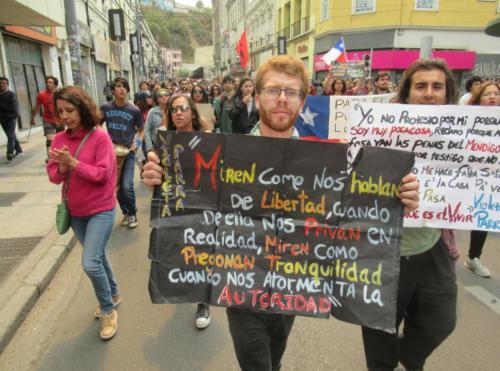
left=0, top=77, right=22, bottom=161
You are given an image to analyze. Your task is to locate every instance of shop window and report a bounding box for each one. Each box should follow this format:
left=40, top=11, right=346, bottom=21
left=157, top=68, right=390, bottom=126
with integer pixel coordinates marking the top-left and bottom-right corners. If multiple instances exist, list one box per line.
left=352, top=0, right=376, bottom=14
left=320, top=0, right=329, bottom=22
left=415, top=0, right=438, bottom=11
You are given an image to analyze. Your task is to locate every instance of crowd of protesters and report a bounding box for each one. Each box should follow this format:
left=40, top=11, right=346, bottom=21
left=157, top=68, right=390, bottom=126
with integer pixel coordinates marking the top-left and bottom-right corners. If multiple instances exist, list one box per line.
left=1, top=57, right=498, bottom=371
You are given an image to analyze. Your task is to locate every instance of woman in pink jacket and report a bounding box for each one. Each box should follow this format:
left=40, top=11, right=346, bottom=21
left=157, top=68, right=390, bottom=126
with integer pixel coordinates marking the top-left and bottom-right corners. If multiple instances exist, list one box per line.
left=47, top=86, right=120, bottom=340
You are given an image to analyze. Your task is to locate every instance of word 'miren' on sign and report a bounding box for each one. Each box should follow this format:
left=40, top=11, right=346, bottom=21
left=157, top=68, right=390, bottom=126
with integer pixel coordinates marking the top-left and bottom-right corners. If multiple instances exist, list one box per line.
left=349, top=102, right=500, bottom=231
left=149, top=132, right=414, bottom=333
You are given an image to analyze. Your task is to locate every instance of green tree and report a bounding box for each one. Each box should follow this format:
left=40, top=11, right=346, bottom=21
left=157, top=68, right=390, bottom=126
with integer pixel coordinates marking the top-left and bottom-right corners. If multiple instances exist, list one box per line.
left=141, top=3, right=212, bottom=64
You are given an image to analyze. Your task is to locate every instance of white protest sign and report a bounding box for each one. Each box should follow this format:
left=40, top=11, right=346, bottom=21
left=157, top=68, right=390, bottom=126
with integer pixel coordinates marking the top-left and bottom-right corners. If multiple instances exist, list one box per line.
left=327, top=94, right=394, bottom=140
left=196, top=103, right=215, bottom=131
left=348, top=102, right=500, bottom=232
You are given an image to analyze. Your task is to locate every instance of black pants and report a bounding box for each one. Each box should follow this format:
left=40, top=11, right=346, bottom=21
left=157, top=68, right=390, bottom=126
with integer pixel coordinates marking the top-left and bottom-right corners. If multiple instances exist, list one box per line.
left=226, top=307, right=295, bottom=371
left=469, top=230, right=488, bottom=259
left=362, top=238, right=457, bottom=371
left=0, top=118, right=22, bottom=156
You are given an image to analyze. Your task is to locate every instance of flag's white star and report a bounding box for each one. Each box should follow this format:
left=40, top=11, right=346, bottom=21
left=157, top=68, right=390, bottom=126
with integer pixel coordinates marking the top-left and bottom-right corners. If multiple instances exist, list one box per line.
left=300, top=106, right=318, bottom=126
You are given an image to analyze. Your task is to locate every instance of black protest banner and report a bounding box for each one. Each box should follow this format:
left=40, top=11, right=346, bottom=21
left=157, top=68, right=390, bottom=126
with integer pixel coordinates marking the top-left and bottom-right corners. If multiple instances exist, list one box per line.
left=148, top=131, right=414, bottom=332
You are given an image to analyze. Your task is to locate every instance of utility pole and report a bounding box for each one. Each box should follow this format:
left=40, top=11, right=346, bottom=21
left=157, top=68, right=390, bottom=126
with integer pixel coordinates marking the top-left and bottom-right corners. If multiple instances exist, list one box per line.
left=64, top=0, right=83, bottom=86
left=135, top=0, right=146, bottom=81
left=420, top=36, right=433, bottom=59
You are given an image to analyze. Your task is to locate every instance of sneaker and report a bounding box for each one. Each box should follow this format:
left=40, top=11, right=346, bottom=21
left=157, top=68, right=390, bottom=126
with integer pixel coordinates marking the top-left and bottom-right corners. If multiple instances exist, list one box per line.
left=94, top=294, right=122, bottom=319
left=120, top=215, right=130, bottom=226
left=464, top=257, right=491, bottom=277
left=7, top=153, right=13, bottom=161
left=13, top=151, right=23, bottom=158
left=100, top=309, right=118, bottom=340
left=128, top=215, right=138, bottom=229
left=195, top=303, right=211, bottom=329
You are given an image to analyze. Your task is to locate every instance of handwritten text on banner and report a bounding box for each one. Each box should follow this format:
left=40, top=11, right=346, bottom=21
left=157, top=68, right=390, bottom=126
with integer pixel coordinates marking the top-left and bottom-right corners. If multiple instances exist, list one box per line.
left=148, top=132, right=414, bottom=332
left=348, top=103, right=500, bottom=231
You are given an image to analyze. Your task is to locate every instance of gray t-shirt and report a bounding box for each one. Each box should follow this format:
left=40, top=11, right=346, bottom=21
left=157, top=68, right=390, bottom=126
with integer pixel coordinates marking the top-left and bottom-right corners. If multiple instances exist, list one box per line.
left=101, top=101, right=143, bottom=146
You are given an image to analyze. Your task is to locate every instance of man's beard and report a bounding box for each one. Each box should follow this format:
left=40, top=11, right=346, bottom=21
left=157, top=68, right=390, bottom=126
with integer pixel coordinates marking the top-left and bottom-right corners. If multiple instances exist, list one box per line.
left=260, top=107, right=299, bottom=133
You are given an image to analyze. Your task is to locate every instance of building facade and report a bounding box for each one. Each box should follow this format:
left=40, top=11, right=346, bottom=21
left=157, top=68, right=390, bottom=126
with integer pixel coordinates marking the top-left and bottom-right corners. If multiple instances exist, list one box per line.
left=313, top=0, right=500, bottom=84
left=276, top=0, right=315, bottom=76
left=246, top=0, right=275, bottom=72
left=0, top=0, right=160, bottom=136
left=161, top=48, right=182, bottom=78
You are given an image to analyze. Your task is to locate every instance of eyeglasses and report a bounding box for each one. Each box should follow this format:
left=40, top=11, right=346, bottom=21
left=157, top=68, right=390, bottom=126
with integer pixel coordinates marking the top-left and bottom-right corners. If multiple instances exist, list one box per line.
left=193, top=90, right=203, bottom=94
left=170, top=105, right=190, bottom=113
left=261, top=86, right=302, bottom=101
left=158, top=94, right=169, bottom=98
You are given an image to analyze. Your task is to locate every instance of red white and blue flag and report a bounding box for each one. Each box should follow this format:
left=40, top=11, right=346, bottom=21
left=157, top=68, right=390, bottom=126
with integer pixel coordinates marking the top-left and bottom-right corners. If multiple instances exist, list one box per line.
left=295, top=95, right=395, bottom=142
left=321, top=37, right=348, bottom=65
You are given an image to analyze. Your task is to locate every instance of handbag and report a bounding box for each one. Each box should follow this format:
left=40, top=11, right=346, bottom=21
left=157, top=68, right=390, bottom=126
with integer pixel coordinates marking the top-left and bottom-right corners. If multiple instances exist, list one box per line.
left=56, top=200, right=70, bottom=234
left=55, top=128, right=96, bottom=234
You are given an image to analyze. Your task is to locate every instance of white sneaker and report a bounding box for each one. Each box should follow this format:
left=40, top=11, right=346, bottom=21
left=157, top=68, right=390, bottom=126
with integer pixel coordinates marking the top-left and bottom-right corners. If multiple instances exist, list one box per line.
left=465, top=257, right=491, bottom=277
left=195, top=303, right=211, bottom=329
left=128, top=215, right=138, bottom=229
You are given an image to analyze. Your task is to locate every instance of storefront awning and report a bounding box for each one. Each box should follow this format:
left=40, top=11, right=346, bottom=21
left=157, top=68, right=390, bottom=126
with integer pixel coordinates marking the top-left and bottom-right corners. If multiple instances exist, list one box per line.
left=485, top=17, right=500, bottom=37
left=314, top=50, right=476, bottom=72
left=0, top=0, right=63, bottom=26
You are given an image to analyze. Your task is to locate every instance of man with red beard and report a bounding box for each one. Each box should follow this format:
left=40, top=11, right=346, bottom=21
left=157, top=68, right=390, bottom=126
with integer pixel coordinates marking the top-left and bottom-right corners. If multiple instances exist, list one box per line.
left=143, top=55, right=420, bottom=370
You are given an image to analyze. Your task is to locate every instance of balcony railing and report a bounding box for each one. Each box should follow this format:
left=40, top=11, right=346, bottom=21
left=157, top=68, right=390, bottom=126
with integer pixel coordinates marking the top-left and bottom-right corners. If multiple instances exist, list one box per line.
left=282, top=16, right=313, bottom=39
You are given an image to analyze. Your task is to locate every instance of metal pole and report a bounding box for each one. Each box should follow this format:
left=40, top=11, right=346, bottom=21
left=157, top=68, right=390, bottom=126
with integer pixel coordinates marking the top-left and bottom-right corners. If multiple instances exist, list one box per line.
left=420, top=36, right=433, bottom=59
left=369, top=48, right=373, bottom=78
left=135, top=0, right=146, bottom=81
left=64, top=0, right=83, bottom=86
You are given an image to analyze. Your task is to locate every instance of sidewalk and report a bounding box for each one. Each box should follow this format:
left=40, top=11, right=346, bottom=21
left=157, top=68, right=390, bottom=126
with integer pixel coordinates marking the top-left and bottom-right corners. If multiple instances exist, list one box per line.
left=0, top=130, right=76, bottom=352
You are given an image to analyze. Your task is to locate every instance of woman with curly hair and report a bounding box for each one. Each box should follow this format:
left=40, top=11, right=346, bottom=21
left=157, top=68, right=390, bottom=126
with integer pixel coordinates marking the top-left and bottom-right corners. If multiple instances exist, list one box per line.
left=47, top=86, right=120, bottom=340
left=464, top=81, right=500, bottom=278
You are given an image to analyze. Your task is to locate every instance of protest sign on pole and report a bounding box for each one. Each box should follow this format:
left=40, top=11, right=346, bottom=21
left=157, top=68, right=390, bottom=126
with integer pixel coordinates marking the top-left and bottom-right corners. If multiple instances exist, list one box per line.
left=148, top=132, right=414, bottom=332
left=348, top=102, right=500, bottom=232
left=295, top=94, right=394, bottom=141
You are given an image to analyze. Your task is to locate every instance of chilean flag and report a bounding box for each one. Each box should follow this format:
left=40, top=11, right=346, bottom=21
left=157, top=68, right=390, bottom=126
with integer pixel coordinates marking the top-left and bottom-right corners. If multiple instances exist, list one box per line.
left=321, top=37, right=348, bottom=65
left=295, top=96, right=346, bottom=143
left=295, top=96, right=331, bottom=141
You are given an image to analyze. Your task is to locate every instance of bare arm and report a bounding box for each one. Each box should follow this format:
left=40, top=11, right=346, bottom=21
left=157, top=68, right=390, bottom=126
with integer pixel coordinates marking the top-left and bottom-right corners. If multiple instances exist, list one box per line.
left=31, top=103, right=41, bottom=126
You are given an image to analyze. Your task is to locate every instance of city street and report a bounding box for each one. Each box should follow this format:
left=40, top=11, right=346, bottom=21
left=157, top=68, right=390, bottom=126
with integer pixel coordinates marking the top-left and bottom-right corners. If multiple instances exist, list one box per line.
left=0, top=135, right=498, bottom=371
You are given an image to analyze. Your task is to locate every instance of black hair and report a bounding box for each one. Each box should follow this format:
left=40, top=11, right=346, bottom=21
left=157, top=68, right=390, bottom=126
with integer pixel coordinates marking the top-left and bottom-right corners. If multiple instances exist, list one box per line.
left=222, top=74, right=234, bottom=84
left=235, top=78, right=255, bottom=99
left=0, top=77, right=9, bottom=84
left=166, top=95, right=201, bottom=131
left=465, top=76, right=483, bottom=92
left=111, top=77, right=130, bottom=93
left=46, top=76, right=59, bottom=87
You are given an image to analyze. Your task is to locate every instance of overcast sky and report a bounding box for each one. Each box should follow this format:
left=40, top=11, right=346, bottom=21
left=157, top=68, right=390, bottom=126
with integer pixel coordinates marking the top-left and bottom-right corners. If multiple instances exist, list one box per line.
left=175, top=0, right=212, bottom=8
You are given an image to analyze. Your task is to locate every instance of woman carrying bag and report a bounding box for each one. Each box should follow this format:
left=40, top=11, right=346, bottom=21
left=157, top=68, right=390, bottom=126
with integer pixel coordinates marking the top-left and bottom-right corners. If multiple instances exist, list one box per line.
left=47, top=86, right=120, bottom=341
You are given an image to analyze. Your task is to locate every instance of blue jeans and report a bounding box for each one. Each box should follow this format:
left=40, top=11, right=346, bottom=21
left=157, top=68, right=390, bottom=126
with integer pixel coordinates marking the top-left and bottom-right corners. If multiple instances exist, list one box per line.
left=0, top=118, right=22, bottom=156
left=71, top=208, right=118, bottom=314
left=117, top=151, right=137, bottom=216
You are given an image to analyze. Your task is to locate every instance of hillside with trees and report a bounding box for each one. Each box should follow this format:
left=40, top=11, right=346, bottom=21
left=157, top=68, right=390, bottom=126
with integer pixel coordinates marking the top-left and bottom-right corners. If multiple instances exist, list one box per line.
left=141, top=1, right=213, bottom=63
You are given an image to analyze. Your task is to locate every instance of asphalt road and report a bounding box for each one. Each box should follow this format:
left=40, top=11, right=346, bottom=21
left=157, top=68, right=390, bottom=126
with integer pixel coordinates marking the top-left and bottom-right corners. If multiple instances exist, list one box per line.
left=0, top=177, right=499, bottom=371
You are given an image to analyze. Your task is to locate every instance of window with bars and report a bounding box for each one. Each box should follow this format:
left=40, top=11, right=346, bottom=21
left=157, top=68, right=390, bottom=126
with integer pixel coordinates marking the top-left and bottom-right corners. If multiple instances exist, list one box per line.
left=320, top=0, right=329, bottom=22
left=415, top=0, right=439, bottom=10
left=352, top=0, right=376, bottom=14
